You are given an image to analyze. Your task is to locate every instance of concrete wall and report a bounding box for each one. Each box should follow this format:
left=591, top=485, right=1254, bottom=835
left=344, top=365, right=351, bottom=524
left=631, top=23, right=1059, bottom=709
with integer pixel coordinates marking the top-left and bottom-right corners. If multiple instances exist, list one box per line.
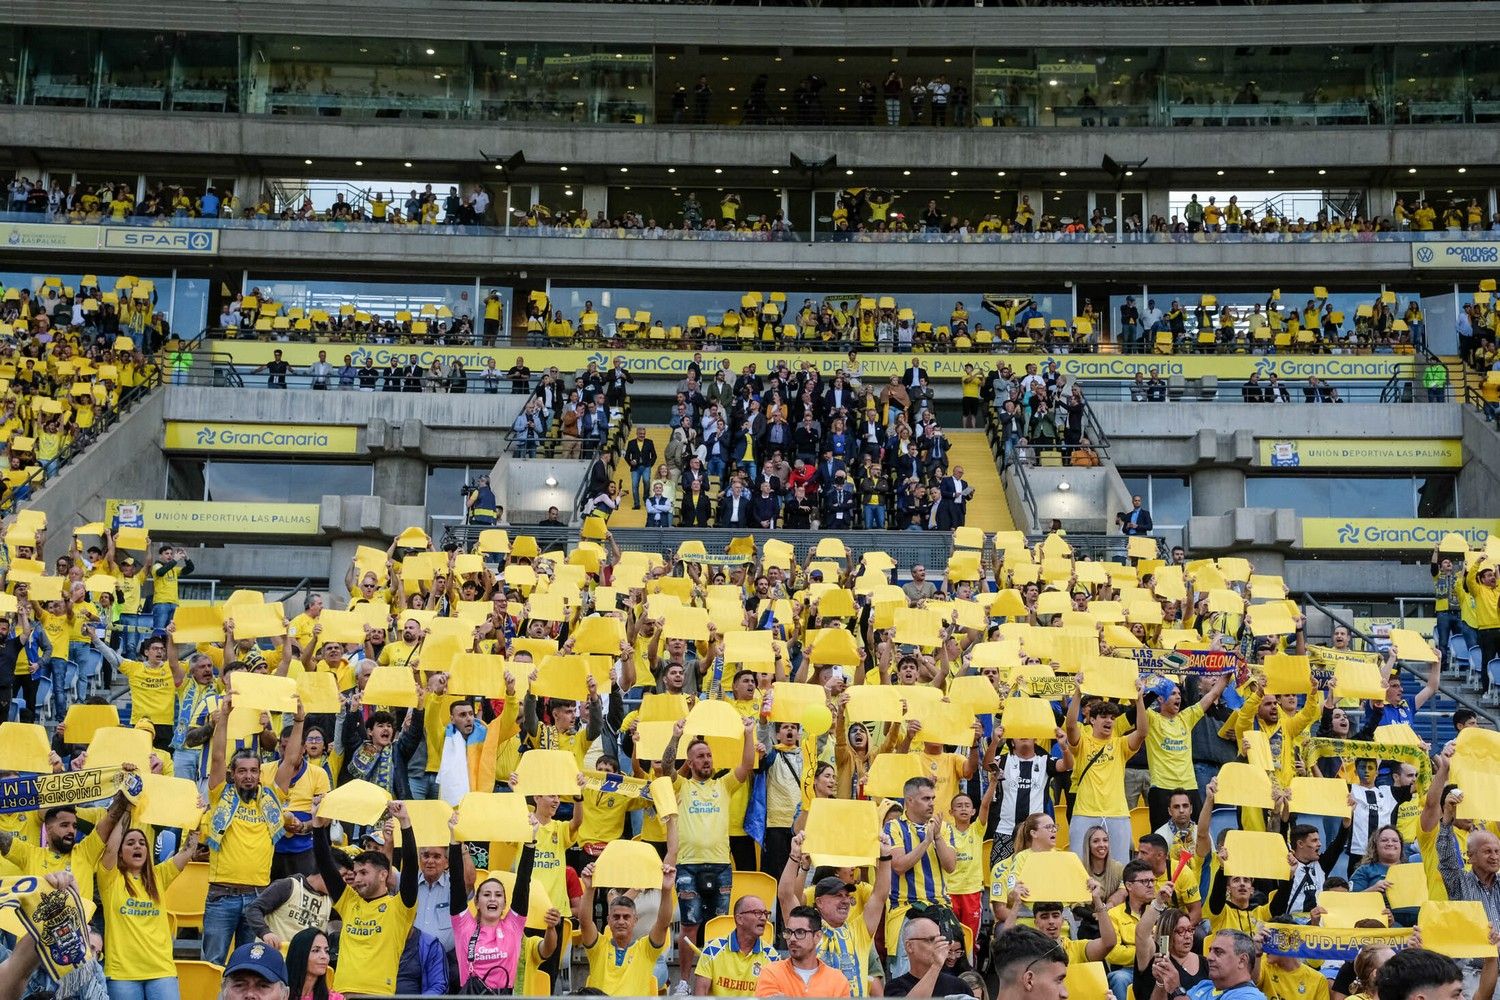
left=6, top=105, right=1500, bottom=178
left=1003, top=463, right=1131, bottom=534
left=1459, top=407, right=1500, bottom=523
left=27, top=390, right=168, bottom=539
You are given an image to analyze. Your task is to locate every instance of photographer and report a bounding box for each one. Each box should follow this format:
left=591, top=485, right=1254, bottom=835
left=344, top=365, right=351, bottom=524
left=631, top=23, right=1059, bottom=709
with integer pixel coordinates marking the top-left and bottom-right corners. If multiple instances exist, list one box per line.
left=464, top=475, right=499, bottom=526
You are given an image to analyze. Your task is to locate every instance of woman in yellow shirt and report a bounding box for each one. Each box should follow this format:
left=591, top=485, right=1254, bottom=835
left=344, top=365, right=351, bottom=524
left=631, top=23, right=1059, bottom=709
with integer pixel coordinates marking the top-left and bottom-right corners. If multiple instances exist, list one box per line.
left=98, top=822, right=199, bottom=999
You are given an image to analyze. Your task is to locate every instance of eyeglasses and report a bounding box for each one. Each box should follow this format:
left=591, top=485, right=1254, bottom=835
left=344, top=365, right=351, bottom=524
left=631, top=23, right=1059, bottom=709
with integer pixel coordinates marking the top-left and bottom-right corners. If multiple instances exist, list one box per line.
left=907, top=935, right=946, bottom=945
left=784, top=928, right=818, bottom=940
left=1127, top=878, right=1157, bottom=886
left=738, top=909, right=771, bottom=919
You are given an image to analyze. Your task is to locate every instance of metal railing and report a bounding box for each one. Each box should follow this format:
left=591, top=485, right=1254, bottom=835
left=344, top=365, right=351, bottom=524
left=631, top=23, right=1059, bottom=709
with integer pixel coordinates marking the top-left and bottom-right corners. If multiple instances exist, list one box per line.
left=8, top=210, right=1500, bottom=247
left=1378, top=347, right=1462, bottom=403
left=438, top=523, right=579, bottom=554
left=1008, top=459, right=1041, bottom=534
left=1299, top=591, right=1496, bottom=731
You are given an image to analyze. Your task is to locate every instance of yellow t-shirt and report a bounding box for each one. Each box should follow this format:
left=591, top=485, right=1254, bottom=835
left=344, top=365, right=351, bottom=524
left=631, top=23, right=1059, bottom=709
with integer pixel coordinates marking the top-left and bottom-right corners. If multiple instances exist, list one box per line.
left=120, top=658, right=176, bottom=728
left=528, top=818, right=575, bottom=918
left=1262, top=960, right=1331, bottom=1000
left=4, top=833, right=106, bottom=902
left=816, top=919, right=874, bottom=997
left=333, top=891, right=417, bottom=995
left=1144, top=704, right=1205, bottom=791
left=917, top=751, right=968, bottom=820
left=675, top=774, right=744, bottom=866
left=576, top=786, right=639, bottom=847
left=694, top=933, right=778, bottom=995
left=948, top=822, right=985, bottom=895
left=1070, top=732, right=1130, bottom=817
left=150, top=562, right=182, bottom=605
left=961, top=374, right=981, bottom=399
left=204, top=781, right=287, bottom=887
left=586, top=932, right=665, bottom=995
left=259, top=760, right=329, bottom=817
left=99, top=861, right=183, bottom=980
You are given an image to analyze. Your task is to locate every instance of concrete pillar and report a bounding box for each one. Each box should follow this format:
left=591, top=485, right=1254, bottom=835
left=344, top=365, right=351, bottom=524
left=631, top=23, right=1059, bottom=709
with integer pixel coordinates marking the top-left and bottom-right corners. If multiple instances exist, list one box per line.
left=1146, top=188, right=1170, bottom=224
left=326, top=537, right=364, bottom=605
left=1235, top=549, right=1286, bottom=577
left=1190, top=467, right=1246, bottom=517
left=373, top=455, right=428, bottom=508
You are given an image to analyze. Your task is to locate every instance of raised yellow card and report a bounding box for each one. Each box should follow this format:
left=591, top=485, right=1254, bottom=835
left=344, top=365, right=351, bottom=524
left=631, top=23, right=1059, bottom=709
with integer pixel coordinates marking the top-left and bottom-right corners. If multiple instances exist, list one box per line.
left=1223, top=831, right=1291, bottom=880
left=1288, top=776, right=1352, bottom=818
left=61, top=704, right=123, bottom=746
left=1016, top=850, right=1091, bottom=903
left=231, top=672, right=298, bottom=713
left=0, top=722, right=52, bottom=773
left=1000, top=697, right=1057, bottom=741
left=1384, top=862, right=1431, bottom=909
left=86, top=726, right=153, bottom=772
left=593, top=840, right=664, bottom=890
left=136, top=774, right=206, bottom=831
left=803, top=799, right=880, bottom=868
left=514, top=749, right=582, bottom=797
left=362, top=665, right=421, bottom=708
left=454, top=792, right=533, bottom=843
left=650, top=776, right=678, bottom=818
left=1317, top=890, right=1386, bottom=928
left=317, top=779, right=391, bottom=826
left=1215, top=762, right=1274, bottom=810
left=1418, top=900, right=1494, bottom=958
left=394, top=800, right=455, bottom=848
left=296, top=671, right=343, bottom=714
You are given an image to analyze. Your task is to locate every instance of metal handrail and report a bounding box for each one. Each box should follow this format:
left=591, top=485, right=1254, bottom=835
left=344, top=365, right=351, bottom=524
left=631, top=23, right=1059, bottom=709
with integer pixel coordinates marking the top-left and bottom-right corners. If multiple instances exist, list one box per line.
left=1298, top=591, right=1497, bottom=728
left=1009, top=459, right=1042, bottom=534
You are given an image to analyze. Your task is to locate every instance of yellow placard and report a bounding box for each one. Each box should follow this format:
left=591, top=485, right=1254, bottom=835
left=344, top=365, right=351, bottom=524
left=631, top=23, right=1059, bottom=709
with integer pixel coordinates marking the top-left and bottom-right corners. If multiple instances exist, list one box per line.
left=454, top=792, right=533, bottom=843
left=312, top=610, right=370, bottom=645
left=1016, top=850, right=1092, bottom=903
left=1452, top=759, right=1500, bottom=822
left=723, top=630, right=775, bottom=668
left=649, top=776, right=678, bottom=818
left=136, top=774, right=206, bottom=831
left=1418, top=901, right=1495, bottom=958
left=514, top=749, right=582, bottom=797
left=593, top=840, right=665, bottom=890
left=226, top=602, right=289, bottom=640
left=1224, top=830, right=1292, bottom=880
left=113, top=527, right=150, bottom=551
left=864, top=753, right=925, bottom=798
left=1334, top=661, right=1387, bottom=701
left=296, top=671, right=343, bottom=714
left=394, top=800, right=455, bottom=848
left=1317, top=890, right=1386, bottom=928
left=807, top=628, right=861, bottom=666
left=572, top=616, right=626, bottom=655
left=1388, top=629, right=1438, bottom=663
left=0, top=722, right=52, bottom=773
left=362, top=665, right=420, bottom=708
left=1247, top=604, right=1298, bottom=637
left=948, top=675, right=1001, bottom=715
left=1126, top=536, right=1158, bottom=560
left=230, top=672, right=298, bottom=714
left=1000, top=697, right=1058, bottom=741
left=1215, top=762, right=1274, bottom=810
left=1261, top=654, right=1313, bottom=695
left=446, top=654, right=509, bottom=698
left=914, top=698, right=979, bottom=748
left=1242, top=731, right=1274, bottom=772
left=803, top=799, right=880, bottom=868
left=85, top=727, right=153, bottom=772
left=529, top=655, right=590, bottom=702
left=767, top=683, right=829, bottom=724
left=1438, top=532, right=1471, bottom=554
left=171, top=604, right=227, bottom=644
left=1374, top=723, right=1424, bottom=747
left=1288, top=776, right=1352, bottom=819
left=1064, top=963, right=1108, bottom=1000
left=1384, top=863, right=1430, bottom=909
left=316, top=779, right=392, bottom=827
left=845, top=686, right=905, bottom=722
left=60, top=704, right=122, bottom=746
left=1080, top=657, right=1139, bottom=701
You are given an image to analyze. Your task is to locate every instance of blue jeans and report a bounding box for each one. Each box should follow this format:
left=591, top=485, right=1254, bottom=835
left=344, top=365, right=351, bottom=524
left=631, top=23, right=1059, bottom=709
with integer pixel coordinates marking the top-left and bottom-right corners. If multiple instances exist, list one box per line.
left=1435, top=610, right=1460, bottom=669
left=707, top=455, right=725, bottom=480
left=202, top=891, right=257, bottom=966
left=34, top=658, right=75, bottom=720
left=70, top=641, right=101, bottom=697
left=1460, top=621, right=1482, bottom=674
left=675, top=862, right=731, bottom=926
left=864, top=505, right=886, bottom=529
left=630, top=466, right=650, bottom=504
left=1108, top=967, right=1134, bottom=1000
left=108, top=979, right=179, bottom=1000
left=151, top=603, right=177, bottom=631
left=407, top=771, right=437, bottom=801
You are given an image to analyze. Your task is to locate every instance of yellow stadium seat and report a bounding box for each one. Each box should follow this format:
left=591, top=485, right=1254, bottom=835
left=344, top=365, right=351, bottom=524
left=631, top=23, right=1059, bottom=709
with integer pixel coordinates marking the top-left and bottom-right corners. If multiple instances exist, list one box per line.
left=731, top=870, right=778, bottom=941
left=271, top=316, right=290, bottom=331
left=704, top=914, right=735, bottom=944
left=1130, top=804, right=1151, bottom=841
left=1153, top=330, right=1172, bottom=353
left=1039, top=452, right=1063, bottom=467
left=176, top=961, right=224, bottom=1000
left=634, top=310, right=652, bottom=325
left=253, top=317, right=273, bottom=332
left=1028, top=317, right=1047, bottom=332
left=974, top=328, right=995, bottom=346
left=165, top=861, right=210, bottom=932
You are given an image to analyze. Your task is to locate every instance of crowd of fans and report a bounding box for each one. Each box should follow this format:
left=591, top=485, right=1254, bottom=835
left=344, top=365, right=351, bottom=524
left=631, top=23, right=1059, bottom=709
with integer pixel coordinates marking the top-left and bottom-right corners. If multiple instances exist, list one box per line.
left=589, top=356, right=975, bottom=531
left=0, top=278, right=164, bottom=513
left=0, top=509, right=1494, bottom=1000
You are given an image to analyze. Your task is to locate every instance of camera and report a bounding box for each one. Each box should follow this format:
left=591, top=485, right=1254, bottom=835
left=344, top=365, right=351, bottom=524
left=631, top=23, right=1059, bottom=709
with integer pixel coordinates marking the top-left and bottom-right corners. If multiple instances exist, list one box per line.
left=460, top=482, right=477, bottom=498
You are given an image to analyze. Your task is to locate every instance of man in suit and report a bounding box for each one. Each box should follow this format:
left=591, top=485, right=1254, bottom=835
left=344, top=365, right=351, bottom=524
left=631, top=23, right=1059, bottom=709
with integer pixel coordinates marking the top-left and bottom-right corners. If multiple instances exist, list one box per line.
left=903, top=357, right=928, bottom=389
left=815, top=450, right=846, bottom=492
left=936, top=465, right=973, bottom=530
left=1122, top=495, right=1153, bottom=536
left=897, top=442, right=924, bottom=485
left=682, top=482, right=712, bottom=528
left=823, top=469, right=856, bottom=530
left=750, top=481, right=780, bottom=529
left=718, top=481, right=752, bottom=528
left=857, top=408, right=887, bottom=464
left=623, top=427, right=657, bottom=508
left=587, top=447, right=615, bottom=497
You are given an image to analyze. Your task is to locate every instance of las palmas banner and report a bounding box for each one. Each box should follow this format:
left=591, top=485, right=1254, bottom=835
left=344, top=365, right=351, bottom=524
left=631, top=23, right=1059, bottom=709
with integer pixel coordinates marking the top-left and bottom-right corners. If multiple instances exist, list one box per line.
left=107, top=499, right=321, bottom=536
left=162, top=421, right=360, bottom=455
left=1301, top=518, right=1500, bottom=551
left=1259, top=438, right=1462, bottom=469
left=206, top=340, right=1426, bottom=383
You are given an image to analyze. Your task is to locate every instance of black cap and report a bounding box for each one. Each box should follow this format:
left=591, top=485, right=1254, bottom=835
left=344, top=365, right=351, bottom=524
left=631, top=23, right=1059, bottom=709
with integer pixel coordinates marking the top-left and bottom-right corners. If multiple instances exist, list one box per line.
left=814, top=877, right=858, bottom=898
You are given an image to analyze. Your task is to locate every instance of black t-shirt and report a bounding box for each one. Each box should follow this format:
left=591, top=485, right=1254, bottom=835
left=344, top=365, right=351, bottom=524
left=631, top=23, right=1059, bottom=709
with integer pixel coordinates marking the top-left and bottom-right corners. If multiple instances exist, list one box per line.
left=885, top=970, right=971, bottom=998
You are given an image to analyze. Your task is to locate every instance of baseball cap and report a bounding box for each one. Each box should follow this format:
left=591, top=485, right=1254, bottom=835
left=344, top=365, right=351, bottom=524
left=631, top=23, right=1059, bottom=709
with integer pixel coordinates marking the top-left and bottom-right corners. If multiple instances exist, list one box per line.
left=119, top=557, right=136, bottom=567
left=814, top=876, right=858, bottom=898
left=223, top=942, right=288, bottom=985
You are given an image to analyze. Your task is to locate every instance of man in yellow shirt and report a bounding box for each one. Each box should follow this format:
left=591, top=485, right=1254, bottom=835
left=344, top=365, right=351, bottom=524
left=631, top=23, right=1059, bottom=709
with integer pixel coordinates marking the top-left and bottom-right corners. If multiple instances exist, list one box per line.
left=1103, top=859, right=1158, bottom=999
left=1066, top=681, right=1149, bottom=863
left=94, top=630, right=176, bottom=747
left=201, top=690, right=305, bottom=966
left=778, top=830, right=894, bottom=998
left=312, top=799, right=419, bottom=996
left=286, top=593, right=324, bottom=651
left=579, top=853, right=676, bottom=996
left=1143, top=673, right=1228, bottom=829
left=694, top=894, right=780, bottom=996
left=149, top=543, right=193, bottom=630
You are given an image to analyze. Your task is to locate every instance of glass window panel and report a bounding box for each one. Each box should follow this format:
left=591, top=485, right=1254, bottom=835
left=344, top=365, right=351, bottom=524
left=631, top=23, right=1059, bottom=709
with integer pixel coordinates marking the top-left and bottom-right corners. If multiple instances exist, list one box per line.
left=426, top=466, right=470, bottom=519
left=99, top=30, right=171, bottom=110
left=203, top=461, right=372, bottom=504
left=0, top=26, right=20, bottom=105
left=167, top=458, right=207, bottom=501
left=475, top=43, right=650, bottom=126
left=1148, top=475, right=1192, bottom=527
left=1163, top=45, right=1381, bottom=127
left=1393, top=45, right=1465, bottom=125
left=172, top=32, right=239, bottom=112
left=25, top=27, right=98, bottom=107
left=1467, top=43, right=1500, bottom=123
left=242, top=276, right=489, bottom=328
left=1244, top=476, right=1434, bottom=518
left=247, top=35, right=468, bottom=119
left=974, top=49, right=1038, bottom=127
left=1035, top=48, right=1157, bottom=127
left=1416, top=474, right=1457, bottom=518
left=604, top=186, right=785, bottom=232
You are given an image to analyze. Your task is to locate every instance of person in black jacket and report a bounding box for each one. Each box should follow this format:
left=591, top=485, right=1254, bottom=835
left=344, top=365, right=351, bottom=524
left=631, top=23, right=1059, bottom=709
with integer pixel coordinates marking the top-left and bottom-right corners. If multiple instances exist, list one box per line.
left=0, top=606, right=47, bottom=724
left=750, top=481, right=780, bottom=529
left=823, top=470, right=856, bottom=530
left=782, top=486, right=815, bottom=529
left=623, top=428, right=657, bottom=509
left=337, top=695, right=425, bottom=803
left=681, top=482, right=713, bottom=528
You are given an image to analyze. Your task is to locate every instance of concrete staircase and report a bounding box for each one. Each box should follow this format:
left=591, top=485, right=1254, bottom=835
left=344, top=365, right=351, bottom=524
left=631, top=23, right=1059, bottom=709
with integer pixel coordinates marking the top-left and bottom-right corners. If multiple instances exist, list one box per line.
left=607, top=426, right=673, bottom=528
left=947, top=430, right=1016, bottom=533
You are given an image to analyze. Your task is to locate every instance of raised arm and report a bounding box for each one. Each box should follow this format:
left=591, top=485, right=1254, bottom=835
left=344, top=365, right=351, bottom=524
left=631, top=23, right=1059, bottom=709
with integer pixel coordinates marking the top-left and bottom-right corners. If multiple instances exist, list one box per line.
left=165, top=621, right=185, bottom=687
left=388, top=801, right=419, bottom=907
left=863, top=833, right=894, bottom=938
left=272, top=700, right=307, bottom=793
